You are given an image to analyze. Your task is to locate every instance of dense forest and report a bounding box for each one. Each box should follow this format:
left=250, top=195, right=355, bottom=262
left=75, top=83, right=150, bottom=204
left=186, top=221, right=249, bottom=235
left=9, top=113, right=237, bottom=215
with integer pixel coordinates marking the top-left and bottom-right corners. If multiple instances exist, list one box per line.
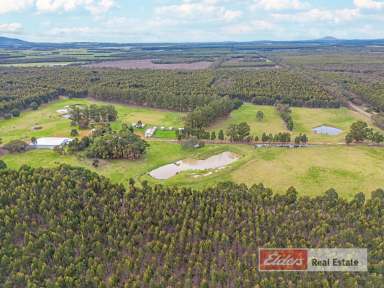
left=0, top=67, right=341, bottom=121
left=0, top=67, right=91, bottom=118
left=0, top=165, right=383, bottom=287
left=184, top=96, right=242, bottom=129
left=215, top=70, right=341, bottom=108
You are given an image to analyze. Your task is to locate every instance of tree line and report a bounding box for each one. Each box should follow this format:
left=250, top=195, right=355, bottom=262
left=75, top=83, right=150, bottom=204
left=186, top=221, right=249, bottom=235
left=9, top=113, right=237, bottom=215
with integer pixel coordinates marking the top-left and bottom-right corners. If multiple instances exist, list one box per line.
left=178, top=122, right=309, bottom=144
left=0, top=165, right=383, bottom=287
left=346, top=121, right=384, bottom=144
left=184, top=96, right=242, bottom=130
left=69, top=104, right=118, bottom=129
left=276, top=102, right=294, bottom=131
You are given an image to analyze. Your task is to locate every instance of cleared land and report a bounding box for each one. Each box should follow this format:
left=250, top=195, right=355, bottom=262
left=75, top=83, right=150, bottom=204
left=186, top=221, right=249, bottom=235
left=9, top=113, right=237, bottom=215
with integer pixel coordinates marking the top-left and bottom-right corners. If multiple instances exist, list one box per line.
left=1, top=142, right=226, bottom=187
left=292, top=107, right=371, bottom=143
left=0, top=98, right=185, bottom=143
left=210, top=103, right=373, bottom=143
left=2, top=142, right=383, bottom=199
left=210, top=104, right=287, bottom=135
left=85, top=59, right=213, bottom=70
left=0, top=62, right=76, bottom=67
left=141, top=145, right=384, bottom=199
left=1, top=100, right=383, bottom=199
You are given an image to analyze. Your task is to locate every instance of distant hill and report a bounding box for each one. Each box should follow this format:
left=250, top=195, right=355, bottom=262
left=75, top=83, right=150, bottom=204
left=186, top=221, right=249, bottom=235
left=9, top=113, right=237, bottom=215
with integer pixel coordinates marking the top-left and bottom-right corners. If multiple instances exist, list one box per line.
left=0, top=36, right=32, bottom=48
left=1, top=35, right=384, bottom=50
left=318, top=36, right=340, bottom=41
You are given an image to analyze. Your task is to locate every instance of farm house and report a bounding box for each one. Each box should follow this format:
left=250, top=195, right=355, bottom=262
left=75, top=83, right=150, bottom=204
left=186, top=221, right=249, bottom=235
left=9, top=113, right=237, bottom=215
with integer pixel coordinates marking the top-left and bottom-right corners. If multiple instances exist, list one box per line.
left=29, top=137, right=73, bottom=149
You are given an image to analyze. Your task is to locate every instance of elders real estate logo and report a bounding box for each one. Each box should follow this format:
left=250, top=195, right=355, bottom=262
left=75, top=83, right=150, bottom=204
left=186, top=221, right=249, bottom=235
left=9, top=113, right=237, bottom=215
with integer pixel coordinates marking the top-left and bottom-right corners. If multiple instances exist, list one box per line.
left=258, top=248, right=368, bottom=272
left=259, top=248, right=308, bottom=271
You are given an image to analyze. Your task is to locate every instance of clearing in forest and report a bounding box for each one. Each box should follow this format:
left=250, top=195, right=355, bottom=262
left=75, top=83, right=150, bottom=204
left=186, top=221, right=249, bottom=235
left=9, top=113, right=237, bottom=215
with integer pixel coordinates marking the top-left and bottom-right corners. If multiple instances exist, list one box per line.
left=0, top=98, right=185, bottom=143
left=210, top=103, right=373, bottom=143
left=84, top=59, right=213, bottom=70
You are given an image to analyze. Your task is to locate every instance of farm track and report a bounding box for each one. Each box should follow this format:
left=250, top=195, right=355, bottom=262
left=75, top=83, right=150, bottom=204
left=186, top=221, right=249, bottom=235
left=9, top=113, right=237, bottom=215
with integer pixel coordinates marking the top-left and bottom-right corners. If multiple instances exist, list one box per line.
left=147, top=138, right=384, bottom=148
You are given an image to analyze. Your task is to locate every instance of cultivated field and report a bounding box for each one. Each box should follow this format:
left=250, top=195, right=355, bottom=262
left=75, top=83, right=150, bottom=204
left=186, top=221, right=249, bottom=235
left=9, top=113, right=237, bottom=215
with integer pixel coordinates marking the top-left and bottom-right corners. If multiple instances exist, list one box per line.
left=85, top=59, right=213, bottom=70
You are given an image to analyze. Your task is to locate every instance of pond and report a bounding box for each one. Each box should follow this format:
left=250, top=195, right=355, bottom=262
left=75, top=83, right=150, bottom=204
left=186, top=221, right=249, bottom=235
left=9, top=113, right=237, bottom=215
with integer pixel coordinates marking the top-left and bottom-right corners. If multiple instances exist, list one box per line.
left=312, top=125, right=342, bottom=136
left=149, top=151, right=239, bottom=180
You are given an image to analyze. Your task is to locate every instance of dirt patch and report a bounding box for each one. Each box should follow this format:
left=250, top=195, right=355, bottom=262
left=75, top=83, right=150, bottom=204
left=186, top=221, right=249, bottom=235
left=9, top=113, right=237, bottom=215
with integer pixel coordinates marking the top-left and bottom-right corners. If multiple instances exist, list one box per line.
left=0, top=148, right=9, bottom=156
left=84, top=59, right=213, bottom=70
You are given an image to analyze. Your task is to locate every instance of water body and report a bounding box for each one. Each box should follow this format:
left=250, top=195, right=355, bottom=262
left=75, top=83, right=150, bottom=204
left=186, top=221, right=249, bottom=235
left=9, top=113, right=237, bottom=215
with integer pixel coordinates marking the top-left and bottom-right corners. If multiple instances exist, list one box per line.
left=149, top=152, right=239, bottom=180
left=312, top=125, right=342, bottom=136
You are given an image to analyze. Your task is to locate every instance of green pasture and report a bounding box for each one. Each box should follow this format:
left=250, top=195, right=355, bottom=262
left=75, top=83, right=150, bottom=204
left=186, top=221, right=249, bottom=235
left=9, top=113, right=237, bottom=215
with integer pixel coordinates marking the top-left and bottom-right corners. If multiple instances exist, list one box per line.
left=209, top=103, right=287, bottom=136
left=291, top=107, right=371, bottom=143
left=1, top=99, right=383, bottom=199
left=0, top=98, right=185, bottom=143
left=209, top=103, right=373, bottom=143
left=2, top=142, right=383, bottom=199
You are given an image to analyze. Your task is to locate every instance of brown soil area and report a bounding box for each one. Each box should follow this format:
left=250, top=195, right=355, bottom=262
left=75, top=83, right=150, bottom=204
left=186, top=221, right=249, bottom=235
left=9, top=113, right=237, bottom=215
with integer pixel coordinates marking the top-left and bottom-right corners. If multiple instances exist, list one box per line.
left=84, top=59, right=212, bottom=70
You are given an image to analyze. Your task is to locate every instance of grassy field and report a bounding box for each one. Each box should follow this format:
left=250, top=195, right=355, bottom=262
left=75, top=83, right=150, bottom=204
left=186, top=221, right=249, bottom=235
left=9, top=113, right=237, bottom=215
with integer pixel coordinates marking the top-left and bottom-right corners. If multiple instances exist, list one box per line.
left=229, top=145, right=384, bottom=199
left=154, top=130, right=177, bottom=139
left=1, top=99, right=383, bottom=199
left=141, top=144, right=384, bottom=199
left=210, top=104, right=287, bottom=135
left=292, top=107, right=370, bottom=143
left=210, top=103, right=373, bottom=143
left=0, top=98, right=185, bottom=143
left=2, top=142, right=383, bottom=199
left=1, top=142, right=228, bottom=187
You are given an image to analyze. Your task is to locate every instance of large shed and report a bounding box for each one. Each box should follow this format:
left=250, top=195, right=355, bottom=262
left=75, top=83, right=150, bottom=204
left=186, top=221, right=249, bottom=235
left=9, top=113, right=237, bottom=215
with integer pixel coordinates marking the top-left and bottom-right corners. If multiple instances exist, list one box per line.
left=29, top=137, right=73, bottom=149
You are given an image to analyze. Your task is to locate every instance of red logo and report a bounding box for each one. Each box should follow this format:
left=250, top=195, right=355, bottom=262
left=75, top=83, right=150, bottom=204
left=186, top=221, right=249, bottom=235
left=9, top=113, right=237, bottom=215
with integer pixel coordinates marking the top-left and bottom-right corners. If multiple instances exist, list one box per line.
left=259, top=249, right=308, bottom=271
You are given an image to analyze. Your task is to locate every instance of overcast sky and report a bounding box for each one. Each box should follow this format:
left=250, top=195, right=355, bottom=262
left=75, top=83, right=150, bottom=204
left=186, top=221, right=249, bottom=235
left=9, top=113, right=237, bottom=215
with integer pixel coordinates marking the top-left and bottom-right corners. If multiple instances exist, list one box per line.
left=0, top=0, right=384, bottom=43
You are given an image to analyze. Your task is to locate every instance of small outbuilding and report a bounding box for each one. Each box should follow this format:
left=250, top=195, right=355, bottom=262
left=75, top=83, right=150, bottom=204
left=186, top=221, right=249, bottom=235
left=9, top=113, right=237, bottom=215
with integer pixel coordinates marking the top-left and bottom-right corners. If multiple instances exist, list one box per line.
left=29, top=137, right=73, bottom=149
left=312, top=125, right=342, bottom=136
left=144, top=127, right=157, bottom=138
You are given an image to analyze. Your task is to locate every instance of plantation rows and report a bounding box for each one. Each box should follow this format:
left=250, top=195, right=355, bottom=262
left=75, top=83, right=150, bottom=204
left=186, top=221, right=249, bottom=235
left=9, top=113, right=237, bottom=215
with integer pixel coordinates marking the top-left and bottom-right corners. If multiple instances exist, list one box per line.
left=0, top=67, right=341, bottom=119
left=215, top=70, right=341, bottom=108
left=0, top=165, right=383, bottom=287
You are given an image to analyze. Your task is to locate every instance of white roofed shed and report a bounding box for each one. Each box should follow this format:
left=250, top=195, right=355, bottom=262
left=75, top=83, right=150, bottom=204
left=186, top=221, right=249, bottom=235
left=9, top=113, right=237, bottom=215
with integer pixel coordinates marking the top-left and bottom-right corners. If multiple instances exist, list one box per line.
left=29, top=137, right=73, bottom=149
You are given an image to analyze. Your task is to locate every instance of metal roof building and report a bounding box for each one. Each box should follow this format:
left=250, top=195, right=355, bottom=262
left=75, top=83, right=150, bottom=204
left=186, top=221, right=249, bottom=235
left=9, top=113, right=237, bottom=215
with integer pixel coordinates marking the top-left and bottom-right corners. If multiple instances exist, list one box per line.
left=29, top=137, right=73, bottom=149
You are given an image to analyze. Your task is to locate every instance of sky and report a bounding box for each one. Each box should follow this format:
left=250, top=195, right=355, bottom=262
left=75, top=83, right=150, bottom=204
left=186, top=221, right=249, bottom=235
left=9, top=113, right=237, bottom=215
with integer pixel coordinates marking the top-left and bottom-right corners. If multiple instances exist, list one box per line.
left=0, top=0, right=384, bottom=43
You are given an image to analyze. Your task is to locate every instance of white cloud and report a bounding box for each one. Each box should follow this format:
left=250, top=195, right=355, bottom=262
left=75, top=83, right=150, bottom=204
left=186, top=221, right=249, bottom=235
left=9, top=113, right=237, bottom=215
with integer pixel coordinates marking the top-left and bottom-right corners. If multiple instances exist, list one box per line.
left=35, top=0, right=85, bottom=12
left=47, top=26, right=93, bottom=36
left=224, top=20, right=274, bottom=35
left=354, top=0, right=384, bottom=10
left=0, top=0, right=33, bottom=14
left=86, top=0, right=115, bottom=15
left=0, top=0, right=114, bottom=15
left=253, top=0, right=309, bottom=11
left=155, top=0, right=242, bottom=22
left=0, top=23, right=23, bottom=34
left=35, top=0, right=115, bottom=14
left=273, top=8, right=360, bottom=23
